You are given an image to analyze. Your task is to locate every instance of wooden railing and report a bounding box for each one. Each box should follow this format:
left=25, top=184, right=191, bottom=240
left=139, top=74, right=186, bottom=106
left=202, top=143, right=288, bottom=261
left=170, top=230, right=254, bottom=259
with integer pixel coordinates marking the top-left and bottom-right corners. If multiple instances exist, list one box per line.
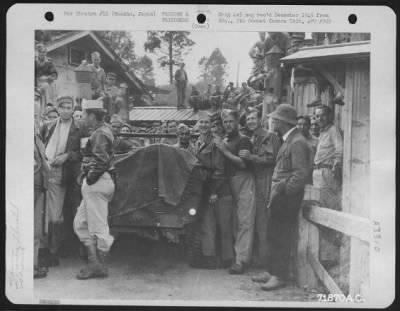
left=297, top=198, right=370, bottom=298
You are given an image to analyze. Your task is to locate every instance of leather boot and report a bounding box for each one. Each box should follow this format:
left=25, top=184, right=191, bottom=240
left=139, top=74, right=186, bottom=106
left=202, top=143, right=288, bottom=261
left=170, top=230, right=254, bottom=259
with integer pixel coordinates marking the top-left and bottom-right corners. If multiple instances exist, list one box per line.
left=97, top=249, right=109, bottom=276
left=76, top=245, right=107, bottom=280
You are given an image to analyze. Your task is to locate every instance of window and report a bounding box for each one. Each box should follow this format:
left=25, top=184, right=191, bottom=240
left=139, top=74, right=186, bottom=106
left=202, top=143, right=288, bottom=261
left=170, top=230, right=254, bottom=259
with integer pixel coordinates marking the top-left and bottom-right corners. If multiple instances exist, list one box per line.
left=69, top=47, right=87, bottom=66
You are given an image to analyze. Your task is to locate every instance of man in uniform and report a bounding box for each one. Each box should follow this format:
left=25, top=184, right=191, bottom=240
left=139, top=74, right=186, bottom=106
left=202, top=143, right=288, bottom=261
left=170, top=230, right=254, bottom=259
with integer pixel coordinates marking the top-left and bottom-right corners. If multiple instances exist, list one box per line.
left=73, top=99, right=115, bottom=280
left=216, top=109, right=256, bottom=274
left=174, top=63, right=188, bottom=109
left=239, top=108, right=281, bottom=267
left=313, top=105, right=343, bottom=265
left=313, top=105, right=343, bottom=198
left=253, top=104, right=310, bottom=290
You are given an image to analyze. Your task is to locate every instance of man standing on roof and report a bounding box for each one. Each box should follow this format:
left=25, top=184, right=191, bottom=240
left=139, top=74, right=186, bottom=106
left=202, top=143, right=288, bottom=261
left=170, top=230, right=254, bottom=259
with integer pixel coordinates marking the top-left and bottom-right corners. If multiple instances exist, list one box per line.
left=87, top=51, right=107, bottom=99
left=174, top=63, right=188, bottom=109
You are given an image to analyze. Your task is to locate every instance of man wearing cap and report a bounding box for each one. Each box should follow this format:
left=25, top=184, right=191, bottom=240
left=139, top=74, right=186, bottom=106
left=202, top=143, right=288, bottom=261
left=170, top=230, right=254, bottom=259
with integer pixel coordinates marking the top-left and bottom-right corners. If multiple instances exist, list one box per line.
left=35, top=43, right=57, bottom=87
left=173, top=123, right=195, bottom=154
left=174, top=63, right=188, bottom=109
left=73, top=98, right=115, bottom=280
left=41, top=96, right=83, bottom=266
left=87, top=51, right=107, bottom=99
left=239, top=108, right=281, bottom=268
left=216, top=109, right=256, bottom=274
left=252, top=104, right=310, bottom=290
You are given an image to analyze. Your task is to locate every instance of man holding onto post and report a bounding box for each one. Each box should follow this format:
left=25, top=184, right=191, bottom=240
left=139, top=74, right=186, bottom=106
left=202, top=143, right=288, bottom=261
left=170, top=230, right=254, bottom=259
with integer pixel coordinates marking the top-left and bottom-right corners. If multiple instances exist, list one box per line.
left=252, top=104, right=310, bottom=290
left=73, top=99, right=115, bottom=280
left=216, top=109, right=256, bottom=274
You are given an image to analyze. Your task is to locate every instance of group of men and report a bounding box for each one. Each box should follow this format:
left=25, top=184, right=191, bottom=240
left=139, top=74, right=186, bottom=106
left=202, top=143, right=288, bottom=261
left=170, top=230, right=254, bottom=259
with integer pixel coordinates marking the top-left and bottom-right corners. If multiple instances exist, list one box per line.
left=170, top=103, right=342, bottom=291
left=34, top=90, right=123, bottom=280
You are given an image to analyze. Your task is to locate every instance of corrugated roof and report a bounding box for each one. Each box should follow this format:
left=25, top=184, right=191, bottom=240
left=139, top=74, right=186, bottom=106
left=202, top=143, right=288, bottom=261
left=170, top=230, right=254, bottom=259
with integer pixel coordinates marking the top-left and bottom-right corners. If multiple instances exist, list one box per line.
left=281, top=41, right=370, bottom=64
left=129, top=107, right=205, bottom=122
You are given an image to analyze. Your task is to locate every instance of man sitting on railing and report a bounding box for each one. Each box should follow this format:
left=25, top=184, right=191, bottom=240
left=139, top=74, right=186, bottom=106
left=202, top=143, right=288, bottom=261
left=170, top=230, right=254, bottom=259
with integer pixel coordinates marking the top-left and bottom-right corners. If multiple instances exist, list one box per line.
left=251, top=104, right=310, bottom=291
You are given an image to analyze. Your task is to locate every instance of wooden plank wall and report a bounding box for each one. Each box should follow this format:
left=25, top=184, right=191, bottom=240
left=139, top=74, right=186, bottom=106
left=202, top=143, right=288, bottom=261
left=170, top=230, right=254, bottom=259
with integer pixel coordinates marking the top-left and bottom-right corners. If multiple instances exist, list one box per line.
left=342, top=59, right=370, bottom=299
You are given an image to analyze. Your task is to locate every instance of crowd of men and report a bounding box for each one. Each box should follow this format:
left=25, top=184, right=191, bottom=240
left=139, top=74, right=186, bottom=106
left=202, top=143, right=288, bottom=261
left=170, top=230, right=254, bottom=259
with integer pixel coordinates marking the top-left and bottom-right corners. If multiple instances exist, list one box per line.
left=34, top=85, right=343, bottom=292
left=34, top=40, right=343, bottom=292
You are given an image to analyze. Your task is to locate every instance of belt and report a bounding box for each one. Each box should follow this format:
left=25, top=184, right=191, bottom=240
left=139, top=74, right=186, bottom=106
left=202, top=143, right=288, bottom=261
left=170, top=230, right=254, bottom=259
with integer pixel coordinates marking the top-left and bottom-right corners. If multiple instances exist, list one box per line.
left=314, top=163, right=333, bottom=169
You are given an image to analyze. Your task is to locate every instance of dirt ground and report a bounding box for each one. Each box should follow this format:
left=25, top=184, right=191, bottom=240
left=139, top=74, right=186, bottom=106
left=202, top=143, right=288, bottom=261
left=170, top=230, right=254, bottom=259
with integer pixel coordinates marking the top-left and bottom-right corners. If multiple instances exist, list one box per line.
left=34, top=234, right=318, bottom=305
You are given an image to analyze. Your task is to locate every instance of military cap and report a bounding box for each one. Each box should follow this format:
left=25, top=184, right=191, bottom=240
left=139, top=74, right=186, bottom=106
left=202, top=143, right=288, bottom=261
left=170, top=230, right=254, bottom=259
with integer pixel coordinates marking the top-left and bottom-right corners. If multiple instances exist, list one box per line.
left=56, top=95, right=74, bottom=107
left=82, top=98, right=104, bottom=110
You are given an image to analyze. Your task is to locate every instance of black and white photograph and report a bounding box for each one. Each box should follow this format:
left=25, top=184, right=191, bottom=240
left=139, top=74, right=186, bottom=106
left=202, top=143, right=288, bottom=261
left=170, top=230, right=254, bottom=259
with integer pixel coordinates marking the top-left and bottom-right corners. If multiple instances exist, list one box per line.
left=6, top=4, right=396, bottom=308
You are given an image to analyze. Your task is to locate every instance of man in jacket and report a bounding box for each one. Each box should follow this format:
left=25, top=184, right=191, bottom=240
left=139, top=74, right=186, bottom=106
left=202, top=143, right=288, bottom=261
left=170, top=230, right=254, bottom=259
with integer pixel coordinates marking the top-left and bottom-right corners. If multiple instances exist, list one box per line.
left=239, top=108, right=281, bottom=267
left=73, top=99, right=115, bottom=280
left=252, top=104, right=310, bottom=290
left=42, top=95, right=82, bottom=266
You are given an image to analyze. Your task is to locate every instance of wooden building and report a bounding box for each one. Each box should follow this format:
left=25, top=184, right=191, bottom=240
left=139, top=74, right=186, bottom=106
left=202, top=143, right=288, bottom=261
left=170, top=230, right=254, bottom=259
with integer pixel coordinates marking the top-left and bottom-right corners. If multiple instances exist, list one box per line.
left=281, top=41, right=370, bottom=298
left=44, top=31, right=149, bottom=101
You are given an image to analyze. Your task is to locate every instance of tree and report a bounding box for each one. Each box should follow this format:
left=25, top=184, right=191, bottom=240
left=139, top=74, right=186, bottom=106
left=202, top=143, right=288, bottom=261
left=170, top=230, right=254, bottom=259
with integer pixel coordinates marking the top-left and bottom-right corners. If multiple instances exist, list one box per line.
left=95, top=31, right=136, bottom=64
left=132, top=55, right=156, bottom=86
left=144, top=31, right=195, bottom=84
left=198, top=48, right=228, bottom=88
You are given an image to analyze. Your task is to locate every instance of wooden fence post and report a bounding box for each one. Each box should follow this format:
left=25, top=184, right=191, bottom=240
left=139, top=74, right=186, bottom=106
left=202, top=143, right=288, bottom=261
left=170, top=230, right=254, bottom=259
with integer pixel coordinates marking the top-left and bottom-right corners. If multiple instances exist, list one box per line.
left=296, top=204, right=319, bottom=289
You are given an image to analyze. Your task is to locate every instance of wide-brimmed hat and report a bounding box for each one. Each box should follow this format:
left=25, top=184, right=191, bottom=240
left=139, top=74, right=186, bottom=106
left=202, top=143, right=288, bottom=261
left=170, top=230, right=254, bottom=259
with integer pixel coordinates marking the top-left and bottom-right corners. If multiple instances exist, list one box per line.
left=267, top=104, right=297, bottom=125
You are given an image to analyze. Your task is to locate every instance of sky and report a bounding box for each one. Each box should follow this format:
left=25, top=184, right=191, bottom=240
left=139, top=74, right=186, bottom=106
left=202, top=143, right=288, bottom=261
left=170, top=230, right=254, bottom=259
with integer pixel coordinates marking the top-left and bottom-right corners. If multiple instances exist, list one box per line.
left=130, top=31, right=259, bottom=87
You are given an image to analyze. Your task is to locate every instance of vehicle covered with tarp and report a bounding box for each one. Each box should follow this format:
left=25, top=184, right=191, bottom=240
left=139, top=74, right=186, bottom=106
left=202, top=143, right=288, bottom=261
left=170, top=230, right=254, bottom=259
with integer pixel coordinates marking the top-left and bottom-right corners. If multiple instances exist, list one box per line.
left=108, top=144, right=205, bottom=263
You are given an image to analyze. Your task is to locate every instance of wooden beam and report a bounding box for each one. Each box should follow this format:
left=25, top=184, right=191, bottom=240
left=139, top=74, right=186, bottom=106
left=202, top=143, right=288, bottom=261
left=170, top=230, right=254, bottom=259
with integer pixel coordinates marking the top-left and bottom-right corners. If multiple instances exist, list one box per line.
left=296, top=206, right=319, bottom=289
left=303, top=204, right=370, bottom=243
left=316, top=64, right=346, bottom=95
left=308, top=251, right=345, bottom=295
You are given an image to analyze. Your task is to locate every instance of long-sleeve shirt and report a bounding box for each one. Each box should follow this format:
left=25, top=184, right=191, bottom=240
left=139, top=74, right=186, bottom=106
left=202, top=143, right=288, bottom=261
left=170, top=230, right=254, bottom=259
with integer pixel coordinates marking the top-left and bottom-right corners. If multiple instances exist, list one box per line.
left=314, top=124, right=343, bottom=167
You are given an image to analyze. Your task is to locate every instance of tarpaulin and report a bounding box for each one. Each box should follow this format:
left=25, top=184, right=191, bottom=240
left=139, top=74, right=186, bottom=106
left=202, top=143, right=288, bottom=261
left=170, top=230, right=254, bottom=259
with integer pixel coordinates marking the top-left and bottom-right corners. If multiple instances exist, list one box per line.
left=109, top=144, right=200, bottom=218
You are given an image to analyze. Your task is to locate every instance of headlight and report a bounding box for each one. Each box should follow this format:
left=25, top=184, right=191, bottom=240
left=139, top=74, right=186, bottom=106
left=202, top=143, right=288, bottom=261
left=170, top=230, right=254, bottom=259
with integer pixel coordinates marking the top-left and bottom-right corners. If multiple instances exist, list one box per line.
left=189, top=208, right=196, bottom=216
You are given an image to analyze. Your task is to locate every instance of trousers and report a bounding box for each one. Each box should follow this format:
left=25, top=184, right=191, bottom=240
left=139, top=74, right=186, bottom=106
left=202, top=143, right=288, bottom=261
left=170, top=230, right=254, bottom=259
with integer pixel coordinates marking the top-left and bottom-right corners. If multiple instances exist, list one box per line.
left=176, top=82, right=186, bottom=108
left=73, top=172, right=115, bottom=252
left=46, top=166, right=66, bottom=254
left=230, top=173, right=256, bottom=264
left=200, top=194, right=234, bottom=261
left=267, top=185, right=304, bottom=279
left=34, top=188, right=46, bottom=266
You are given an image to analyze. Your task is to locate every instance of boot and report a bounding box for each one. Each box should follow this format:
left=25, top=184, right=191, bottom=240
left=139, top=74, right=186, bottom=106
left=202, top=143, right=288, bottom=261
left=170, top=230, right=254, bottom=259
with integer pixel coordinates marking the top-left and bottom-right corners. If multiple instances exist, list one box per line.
left=97, top=249, right=109, bottom=276
left=76, top=245, right=107, bottom=280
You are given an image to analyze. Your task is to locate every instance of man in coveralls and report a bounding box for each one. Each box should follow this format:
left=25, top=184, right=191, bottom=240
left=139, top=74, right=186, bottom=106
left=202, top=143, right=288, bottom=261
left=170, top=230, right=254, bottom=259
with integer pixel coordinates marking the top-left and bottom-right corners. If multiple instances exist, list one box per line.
left=73, top=98, right=115, bottom=280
